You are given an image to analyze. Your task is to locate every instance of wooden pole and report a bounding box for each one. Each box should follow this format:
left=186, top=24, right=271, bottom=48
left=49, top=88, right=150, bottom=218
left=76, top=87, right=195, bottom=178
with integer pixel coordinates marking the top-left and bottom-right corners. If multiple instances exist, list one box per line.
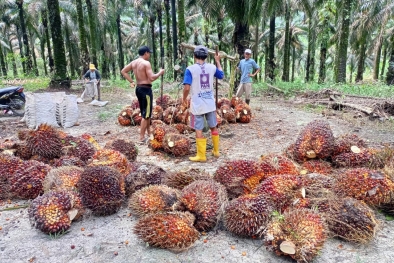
left=180, top=42, right=238, bottom=61
left=215, top=46, right=219, bottom=108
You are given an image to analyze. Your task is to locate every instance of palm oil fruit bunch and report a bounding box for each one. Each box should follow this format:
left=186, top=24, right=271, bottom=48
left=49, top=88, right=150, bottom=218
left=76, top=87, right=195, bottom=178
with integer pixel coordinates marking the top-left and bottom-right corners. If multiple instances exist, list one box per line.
left=62, top=136, right=96, bottom=162
left=218, top=97, right=231, bottom=108
left=213, top=159, right=258, bottom=198
left=230, top=96, right=243, bottom=108
left=156, top=94, right=171, bottom=110
left=53, top=156, right=85, bottom=167
left=131, top=98, right=140, bottom=110
left=333, top=168, right=394, bottom=207
left=301, top=159, right=333, bottom=175
left=332, top=133, right=367, bottom=157
left=9, top=160, right=51, bottom=199
left=26, top=123, right=63, bottom=159
left=253, top=174, right=302, bottom=211
left=316, top=197, right=377, bottom=243
left=235, top=103, right=252, bottom=123
left=162, top=133, right=191, bottom=157
left=163, top=106, right=178, bottom=124
left=125, top=162, right=167, bottom=196
left=118, top=109, right=132, bottom=126
left=81, top=133, right=101, bottom=150
left=175, top=105, right=189, bottom=124
left=293, top=120, right=335, bottom=162
left=131, top=109, right=142, bottom=125
left=89, top=149, right=131, bottom=176
left=220, top=105, right=236, bottom=123
left=264, top=208, right=327, bottom=263
left=134, top=211, right=199, bottom=252
left=105, top=139, right=138, bottom=162
left=171, top=123, right=193, bottom=134
left=164, top=168, right=211, bottom=190
left=180, top=180, right=227, bottom=231
left=14, top=142, right=32, bottom=160
left=223, top=194, right=273, bottom=237
left=148, top=138, right=163, bottom=151
left=332, top=147, right=372, bottom=167
left=257, top=154, right=299, bottom=177
left=0, top=154, right=22, bottom=199
left=128, top=185, right=181, bottom=217
left=77, top=166, right=125, bottom=216
left=17, top=129, right=31, bottom=141
left=43, top=166, right=84, bottom=192
left=28, top=190, right=76, bottom=234
left=151, top=105, right=163, bottom=120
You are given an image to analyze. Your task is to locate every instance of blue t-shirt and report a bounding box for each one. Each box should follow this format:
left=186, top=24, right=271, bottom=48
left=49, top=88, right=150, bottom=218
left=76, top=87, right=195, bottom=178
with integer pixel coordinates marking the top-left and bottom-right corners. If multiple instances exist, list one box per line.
left=183, top=68, right=224, bottom=85
left=238, top=58, right=260, bottom=83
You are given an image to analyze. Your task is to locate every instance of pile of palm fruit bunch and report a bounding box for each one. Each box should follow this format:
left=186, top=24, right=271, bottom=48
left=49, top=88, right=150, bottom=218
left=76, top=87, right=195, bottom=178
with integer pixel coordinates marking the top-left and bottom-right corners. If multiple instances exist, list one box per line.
left=216, top=96, right=252, bottom=124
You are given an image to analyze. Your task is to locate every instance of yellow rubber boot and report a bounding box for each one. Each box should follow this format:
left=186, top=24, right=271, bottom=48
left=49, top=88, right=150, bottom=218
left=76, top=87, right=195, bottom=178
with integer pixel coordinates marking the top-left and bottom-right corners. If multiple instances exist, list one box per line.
left=211, top=134, right=220, bottom=157
left=189, top=138, right=207, bottom=162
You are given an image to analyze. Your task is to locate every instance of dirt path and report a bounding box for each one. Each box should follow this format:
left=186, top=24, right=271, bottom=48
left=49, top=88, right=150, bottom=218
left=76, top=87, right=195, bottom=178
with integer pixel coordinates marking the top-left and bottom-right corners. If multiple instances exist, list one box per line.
left=1, top=89, right=394, bottom=263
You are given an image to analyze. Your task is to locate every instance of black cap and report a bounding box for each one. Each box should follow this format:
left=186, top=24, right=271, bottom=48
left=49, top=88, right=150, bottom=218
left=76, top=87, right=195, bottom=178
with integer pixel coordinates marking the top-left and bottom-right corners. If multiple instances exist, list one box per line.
left=194, top=45, right=208, bottom=56
left=138, top=46, right=153, bottom=55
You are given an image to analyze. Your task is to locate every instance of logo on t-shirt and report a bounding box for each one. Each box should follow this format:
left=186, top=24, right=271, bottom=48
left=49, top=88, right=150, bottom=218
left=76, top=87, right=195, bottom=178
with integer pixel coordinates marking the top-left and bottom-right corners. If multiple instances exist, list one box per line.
left=200, top=73, right=210, bottom=89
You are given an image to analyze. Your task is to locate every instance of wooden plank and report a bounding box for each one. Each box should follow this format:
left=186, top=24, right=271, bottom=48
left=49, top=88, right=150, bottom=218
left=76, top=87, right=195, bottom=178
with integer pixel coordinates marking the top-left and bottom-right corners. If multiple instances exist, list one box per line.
left=180, top=43, right=238, bottom=61
left=330, top=95, right=374, bottom=115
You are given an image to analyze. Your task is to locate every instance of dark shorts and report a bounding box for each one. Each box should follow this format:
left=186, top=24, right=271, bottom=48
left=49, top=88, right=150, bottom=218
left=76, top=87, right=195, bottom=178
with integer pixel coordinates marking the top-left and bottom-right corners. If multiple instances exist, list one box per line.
left=136, top=85, right=153, bottom=119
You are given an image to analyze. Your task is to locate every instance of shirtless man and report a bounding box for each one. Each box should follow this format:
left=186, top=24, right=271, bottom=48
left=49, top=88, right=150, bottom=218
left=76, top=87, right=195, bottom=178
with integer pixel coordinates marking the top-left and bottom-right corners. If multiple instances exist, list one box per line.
left=121, top=46, right=165, bottom=143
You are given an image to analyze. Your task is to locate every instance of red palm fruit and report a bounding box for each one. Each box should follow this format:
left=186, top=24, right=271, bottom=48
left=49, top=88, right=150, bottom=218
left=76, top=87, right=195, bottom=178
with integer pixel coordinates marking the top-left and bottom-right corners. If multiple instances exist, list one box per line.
left=17, top=129, right=31, bottom=141
left=14, top=142, right=32, bottom=160
left=62, top=136, right=96, bottom=162
left=368, top=146, right=394, bottom=169
left=26, top=123, right=63, bottom=159
left=151, top=119, right=165, bottom=128
left=153, top=125, right=167, bottom=142
left=253, top=174, right=302, bottom=211
left=9, top=160, right=51, bottom=199
left=162, top=133, right=191, bottom=157
left=213, top=159, right=258, bottom=198
left=148, top=139, right=163, bottom=151
left=118, top=113, right=131, bottom=126
left=89, top=149, right=131, bottom=177
left=43, top=166, right=84, bottom=192
left=123, top=105, right=133, bottom=117
left=264, top=208, right=327, bottom=263
left=0, top=138, right=17, bottom=150
left=293, top=120, right=335, bottom=162
left=77, top=166, right=125, bottom=216
left=0, top=154, right=23, bottom=199
left=301, top=159, right=333, bottom=175
left=220, top=105, right=236, bottom=123
left=151, top=105, right=163, bottom=120
left=28, top=190, right=74, bottom=234
left=131, top=98, right=140, bottom=110
left=224, top=194, right=273, bottom=237
left=131, top=109, right=142, bottom=125
left=125, top=162, right=167, bottom=196
left=80, top=133, right=101, bottom=150
left=105, top=139, right=138, bottom=162
left=164, top=168, right=211, bottom=190
left=235, top=103, right=252, bottom=123
left=156, top=94, right=171, bottom=109
left=180, top=180, right=227, bottom=231
left=231, top=96, right=243, bottom=108
left=332, top=133, right=367, bottom=156
left=134, top=211, right=199, bottom=252
left=332, top=148, right=372, bottom=167
left=333, top=168, right=394, bottom=207
left=128, top=185, right=181, bottom=217
left=175, top=106, right=187, bottom=123
left=284, top=143, right=297, bottom=161
left=163, top=106, right=178, bottom=124
left=171, top=123, right=194, bottom=134
left=216, top=112, right=223, bottom=126
left=218, top=97, right=231, bottom=108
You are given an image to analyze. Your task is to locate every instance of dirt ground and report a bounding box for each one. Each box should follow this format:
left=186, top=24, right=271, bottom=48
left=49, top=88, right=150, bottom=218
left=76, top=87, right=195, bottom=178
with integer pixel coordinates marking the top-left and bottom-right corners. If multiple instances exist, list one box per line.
left=1, top=85, right=394, bottom=263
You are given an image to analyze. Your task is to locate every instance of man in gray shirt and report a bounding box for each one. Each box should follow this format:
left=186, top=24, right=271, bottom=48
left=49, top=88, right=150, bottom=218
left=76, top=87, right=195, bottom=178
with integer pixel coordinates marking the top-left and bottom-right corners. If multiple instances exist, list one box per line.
left=236, top=49, right=260, bottom=105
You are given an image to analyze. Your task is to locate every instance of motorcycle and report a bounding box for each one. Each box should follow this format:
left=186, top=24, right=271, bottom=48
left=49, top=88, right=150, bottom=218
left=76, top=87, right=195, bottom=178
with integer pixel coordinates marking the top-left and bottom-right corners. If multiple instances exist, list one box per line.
left=0, top=86, right=26, bottom=116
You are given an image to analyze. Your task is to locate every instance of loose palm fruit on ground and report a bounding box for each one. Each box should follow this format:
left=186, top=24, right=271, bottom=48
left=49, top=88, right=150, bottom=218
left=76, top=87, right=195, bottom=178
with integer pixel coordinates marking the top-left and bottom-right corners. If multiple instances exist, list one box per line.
left=264, top=208, right=327, bottom=263
left=333, top=168, right=394, bottom=207
left=180, top=180, right=227, bottom=231
left=332, top=133, right=367, bottom=157
left=26, top=123, right=63, bottom=159
left=125, top=162, right=166, bottom=196
left=77, top=166, right=125, bottom=216
left=9, top=160, right=51, bottom=199
left=105, top=139, right=138, bottom=162
left=164, top=168, right=211, bottom=190
left=253, top=174, right=302, bottom=211
left=213, top=159, right=258, bottom=198
left=235, top=104, right=252, bottom=123
left=293, top=120, right=335, bottom=162
left=28, top=190, right=75, bottom=234
left=89, top=149, right=131, bottom=176
left=223, top=194, right=273, bottom=237
left=162, top=133, right=191, bottom=157
left=332, top=148, right=372, bottom=167
left=231, top=96, right=244, bottom=108
left=62, top=136, right=96, bottom=162
left=43, top=166, right=84, bottom=192
left=301, top=159, right=332, bottom=175
left=134, top=211, right=199, bottom=252
left=128, top=185, right=181, bottom=217
left=151, top=105, right=163, bottom=120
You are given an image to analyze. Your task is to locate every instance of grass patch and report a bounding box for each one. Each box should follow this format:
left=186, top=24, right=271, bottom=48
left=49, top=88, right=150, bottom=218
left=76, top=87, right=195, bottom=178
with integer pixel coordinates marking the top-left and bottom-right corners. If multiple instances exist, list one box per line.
left=1, top=77, right=51, bottom=92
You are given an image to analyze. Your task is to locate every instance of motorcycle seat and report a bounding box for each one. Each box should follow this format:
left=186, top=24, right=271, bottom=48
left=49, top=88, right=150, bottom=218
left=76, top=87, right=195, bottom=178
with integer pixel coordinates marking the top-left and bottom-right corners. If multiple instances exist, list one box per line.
left=0, top=86, right=23, bottom=95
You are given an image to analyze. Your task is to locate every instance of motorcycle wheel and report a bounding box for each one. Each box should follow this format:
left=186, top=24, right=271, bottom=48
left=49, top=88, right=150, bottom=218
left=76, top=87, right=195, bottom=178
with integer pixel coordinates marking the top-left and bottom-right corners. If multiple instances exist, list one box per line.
left=9, top=97, right=25, bottom=117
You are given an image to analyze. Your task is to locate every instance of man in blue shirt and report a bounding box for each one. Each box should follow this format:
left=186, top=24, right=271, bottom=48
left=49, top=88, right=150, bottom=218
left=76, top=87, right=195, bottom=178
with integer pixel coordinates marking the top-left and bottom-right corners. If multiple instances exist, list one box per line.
left=236, top=49, right=260, bottom=105
left=182, top=45, right=224, bottom=162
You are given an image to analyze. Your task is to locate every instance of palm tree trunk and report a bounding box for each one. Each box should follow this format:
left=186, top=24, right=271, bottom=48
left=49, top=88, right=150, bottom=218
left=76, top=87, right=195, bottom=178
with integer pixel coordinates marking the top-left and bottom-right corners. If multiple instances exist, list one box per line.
left=233, top=22, right=249, bottom=57
left=335, top=0, right=352, bottom=83
left=16, top=1, right=33, bottom=74
left=177, top=0, right=186, bottom=44
left=373, top=40, right=382, bottom=80
left=86, top=0, right=98, bottom=66
left=116, top=14, right=124, bottom=78
left=47, top=0, right=69, bottom=87
left=282, top=2, right=290, bottom=82
left=266, top=14, right=276, bottom=82
left=110, top=33, right=116, bottom=79
left=76, top=0, right=89, bottom=75
left=318, top=18, right=329, bottom=84
left=386, top=36, right=394, bottom=85
left=64, top=19, right=75, bottom=78
left=16, top=25, right=26, bottom=74
left=253, top=21, right=259, bottom=62
left=355, top=39, right=366, bottom=82
left=170, top=0, right=178, bottom=63
left=381, top=43, right=387, bottom=81
left=40, top=36, right=48, bottom=76
left=217, top=15, right=224, bottom=51
left=264, top=42, right=269, bottom=81
left=0, top=44, right=7, bottom=77
left=164, top=0, right=172, bottom=75
left=8, top=40, right=18, bottom=77
left=42, top=8, right=54, bottom=73
left=149, top=12, right=157, bottom=72
left=29, top=33, right=39, bottom=76
left=291, top=45, right=295, bottom=82
left=305, top=14, right=316, bottom=82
